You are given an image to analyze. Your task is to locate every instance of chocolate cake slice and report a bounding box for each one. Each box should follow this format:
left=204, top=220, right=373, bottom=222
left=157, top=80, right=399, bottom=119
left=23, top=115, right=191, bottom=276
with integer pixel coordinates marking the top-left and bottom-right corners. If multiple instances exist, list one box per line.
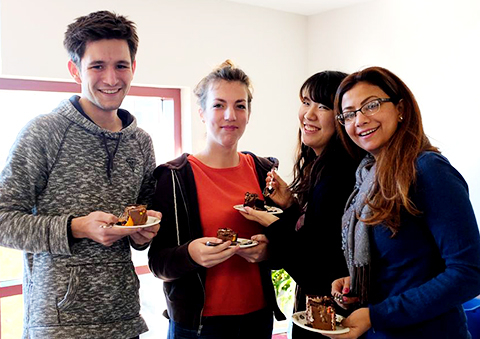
left=117, top=204, right=148, bottom=226
left=217, top=228, right=238, bottom=242
left=243, top=192, right=266, bottom=211
left=305, top=295, right=336, bottom=331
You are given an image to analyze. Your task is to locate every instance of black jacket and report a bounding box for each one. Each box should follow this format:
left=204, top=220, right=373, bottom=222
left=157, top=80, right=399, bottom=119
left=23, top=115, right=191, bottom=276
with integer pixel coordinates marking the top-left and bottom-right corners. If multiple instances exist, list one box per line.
left=148, top=152, right=285, bottom=331
left=264, top=147, right=359, bottom=338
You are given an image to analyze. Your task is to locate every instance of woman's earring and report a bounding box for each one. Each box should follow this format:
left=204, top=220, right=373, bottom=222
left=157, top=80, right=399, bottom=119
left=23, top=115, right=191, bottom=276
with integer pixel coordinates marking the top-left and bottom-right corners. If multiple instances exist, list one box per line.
left=399, top=116, right=404, bottom=122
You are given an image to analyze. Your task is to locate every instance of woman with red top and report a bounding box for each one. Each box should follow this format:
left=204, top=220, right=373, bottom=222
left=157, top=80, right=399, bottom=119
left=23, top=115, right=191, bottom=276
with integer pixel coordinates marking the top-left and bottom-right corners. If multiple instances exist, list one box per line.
left=148, top=60, right=285, bottom=339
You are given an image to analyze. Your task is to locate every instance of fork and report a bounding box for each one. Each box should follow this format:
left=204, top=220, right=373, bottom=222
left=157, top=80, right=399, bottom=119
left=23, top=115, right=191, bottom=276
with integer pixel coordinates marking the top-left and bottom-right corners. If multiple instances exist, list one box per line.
left=263, top=167, right=277, bottom=197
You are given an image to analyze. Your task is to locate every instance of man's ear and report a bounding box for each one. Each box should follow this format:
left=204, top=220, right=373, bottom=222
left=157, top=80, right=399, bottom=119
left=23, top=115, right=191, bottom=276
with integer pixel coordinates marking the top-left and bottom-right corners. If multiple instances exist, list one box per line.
left=68, top=60, right=81, bottom=84
left=132, top=60, right=137, bottom=75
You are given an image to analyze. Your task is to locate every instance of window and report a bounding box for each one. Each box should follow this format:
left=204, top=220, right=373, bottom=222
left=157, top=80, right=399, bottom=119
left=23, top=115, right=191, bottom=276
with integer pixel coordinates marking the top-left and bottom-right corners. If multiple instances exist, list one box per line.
left=0, top=77, right=181, bottom=338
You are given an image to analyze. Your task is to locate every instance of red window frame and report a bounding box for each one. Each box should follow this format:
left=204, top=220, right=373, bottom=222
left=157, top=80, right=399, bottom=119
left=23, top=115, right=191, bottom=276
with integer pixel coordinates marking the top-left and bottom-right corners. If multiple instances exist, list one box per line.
left=0, top=77, right=182, bottom=337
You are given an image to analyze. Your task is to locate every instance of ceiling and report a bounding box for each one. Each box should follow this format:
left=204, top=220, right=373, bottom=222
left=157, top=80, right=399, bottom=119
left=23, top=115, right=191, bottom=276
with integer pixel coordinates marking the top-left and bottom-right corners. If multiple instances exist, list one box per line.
left=224, top=0, right=374, bottom=16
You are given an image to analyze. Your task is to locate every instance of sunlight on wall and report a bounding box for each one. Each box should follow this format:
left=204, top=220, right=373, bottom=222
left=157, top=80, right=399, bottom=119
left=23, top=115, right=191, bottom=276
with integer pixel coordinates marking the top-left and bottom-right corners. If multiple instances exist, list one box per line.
left=307, top=0, right=480, bottom=223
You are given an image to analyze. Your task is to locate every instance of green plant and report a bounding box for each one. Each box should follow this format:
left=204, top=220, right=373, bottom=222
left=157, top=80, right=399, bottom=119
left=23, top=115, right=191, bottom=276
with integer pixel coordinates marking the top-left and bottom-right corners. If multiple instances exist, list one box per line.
left=272, top=269, right=295, bottom=313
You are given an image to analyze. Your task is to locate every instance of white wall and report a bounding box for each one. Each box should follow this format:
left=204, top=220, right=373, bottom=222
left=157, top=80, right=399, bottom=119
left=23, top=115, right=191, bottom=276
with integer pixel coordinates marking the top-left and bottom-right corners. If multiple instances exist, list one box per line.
left=1, top=0, right=479, bottom=220
left=0, top=0, right=306, bottom=180
left=308, top=0, right=480, bottom=219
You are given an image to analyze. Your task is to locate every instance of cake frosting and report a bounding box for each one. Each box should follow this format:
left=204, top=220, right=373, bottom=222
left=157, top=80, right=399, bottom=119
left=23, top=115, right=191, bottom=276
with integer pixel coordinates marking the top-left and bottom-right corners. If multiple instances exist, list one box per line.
left=305, top=295, right=336, bottom=331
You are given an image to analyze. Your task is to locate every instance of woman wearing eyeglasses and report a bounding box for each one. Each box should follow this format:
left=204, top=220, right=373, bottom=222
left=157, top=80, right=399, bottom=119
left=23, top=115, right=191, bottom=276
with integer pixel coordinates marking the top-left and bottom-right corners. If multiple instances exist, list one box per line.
left=327, top=66, right=480, bottom=339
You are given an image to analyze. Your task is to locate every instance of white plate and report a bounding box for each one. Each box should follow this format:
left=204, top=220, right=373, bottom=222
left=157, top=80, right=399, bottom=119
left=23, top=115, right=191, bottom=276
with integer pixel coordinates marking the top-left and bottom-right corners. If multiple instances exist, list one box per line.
left=233, top=204, right=283, bottom=214
left=113, top=216, right=161, bottom=229
left=230, top=237, right=258, bottom=248
left=292, top=311, right=350, bottom=335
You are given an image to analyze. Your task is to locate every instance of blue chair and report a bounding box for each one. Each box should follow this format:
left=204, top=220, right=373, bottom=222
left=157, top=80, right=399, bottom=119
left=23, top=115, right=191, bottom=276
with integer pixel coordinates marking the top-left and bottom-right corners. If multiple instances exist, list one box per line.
left=464, top=297, right=480, bottom=339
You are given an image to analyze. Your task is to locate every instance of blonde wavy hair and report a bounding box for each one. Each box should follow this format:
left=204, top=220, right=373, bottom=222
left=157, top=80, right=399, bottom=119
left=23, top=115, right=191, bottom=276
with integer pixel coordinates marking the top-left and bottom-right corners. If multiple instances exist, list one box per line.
left=193, top=59, right=253, bottom=112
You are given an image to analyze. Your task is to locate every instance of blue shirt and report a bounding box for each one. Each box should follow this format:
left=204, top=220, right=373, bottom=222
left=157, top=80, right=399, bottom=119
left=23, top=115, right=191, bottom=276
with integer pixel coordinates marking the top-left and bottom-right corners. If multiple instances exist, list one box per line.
left=367, top=152, right=480, bottom=338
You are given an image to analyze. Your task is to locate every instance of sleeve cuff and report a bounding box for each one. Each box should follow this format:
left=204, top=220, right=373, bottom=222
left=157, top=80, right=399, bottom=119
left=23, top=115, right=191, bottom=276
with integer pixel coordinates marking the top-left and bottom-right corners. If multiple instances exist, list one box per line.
left=66, top=215, right=76, bottom=249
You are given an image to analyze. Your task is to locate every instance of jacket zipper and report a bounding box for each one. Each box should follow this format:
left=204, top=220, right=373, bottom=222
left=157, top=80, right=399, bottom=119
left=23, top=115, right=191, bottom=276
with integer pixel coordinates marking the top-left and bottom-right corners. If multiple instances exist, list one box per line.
left=197, top=272, right=206, bottom=335
left=173, top=170, right=206, bottom=335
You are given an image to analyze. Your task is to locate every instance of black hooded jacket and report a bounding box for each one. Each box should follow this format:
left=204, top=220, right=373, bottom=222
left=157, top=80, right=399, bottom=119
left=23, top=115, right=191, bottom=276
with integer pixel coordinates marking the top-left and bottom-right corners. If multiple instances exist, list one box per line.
left=148, top=152, right=285, bottom=331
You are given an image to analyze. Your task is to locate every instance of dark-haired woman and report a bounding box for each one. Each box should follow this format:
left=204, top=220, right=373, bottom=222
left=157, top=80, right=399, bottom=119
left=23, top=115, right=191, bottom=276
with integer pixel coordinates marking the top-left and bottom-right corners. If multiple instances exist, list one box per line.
left=328, top=66, right=480, bottom=339
left=240, top=71, right=364, bottom=338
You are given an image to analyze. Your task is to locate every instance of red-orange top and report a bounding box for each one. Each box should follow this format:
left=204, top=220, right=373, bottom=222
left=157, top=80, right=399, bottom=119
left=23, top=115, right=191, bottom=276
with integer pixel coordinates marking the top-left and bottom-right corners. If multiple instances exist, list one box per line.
left=188, top=153, right=267, bottom=316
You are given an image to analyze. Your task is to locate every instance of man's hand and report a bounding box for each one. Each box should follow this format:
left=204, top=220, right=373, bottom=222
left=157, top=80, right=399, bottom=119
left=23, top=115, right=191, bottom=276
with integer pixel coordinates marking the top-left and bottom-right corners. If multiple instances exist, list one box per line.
left=71, top=211, right=141, bottom=246
left=129, top=210, right=162, bottom=245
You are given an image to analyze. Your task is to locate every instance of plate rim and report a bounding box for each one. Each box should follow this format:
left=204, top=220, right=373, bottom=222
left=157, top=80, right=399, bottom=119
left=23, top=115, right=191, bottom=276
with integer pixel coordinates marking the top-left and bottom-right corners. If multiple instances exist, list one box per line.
left=229, top=237, right=258, bottom=248
left=112, top=216, right=161, bottom=229
left=233, top=204, right=283, bottom=214
left=291, top=311, right=350, bottom=334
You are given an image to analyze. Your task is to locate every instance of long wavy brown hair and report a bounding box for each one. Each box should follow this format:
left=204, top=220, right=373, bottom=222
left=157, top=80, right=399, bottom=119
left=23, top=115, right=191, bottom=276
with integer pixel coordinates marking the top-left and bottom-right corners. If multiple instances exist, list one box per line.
left=334, top=67, right=439, bottom=234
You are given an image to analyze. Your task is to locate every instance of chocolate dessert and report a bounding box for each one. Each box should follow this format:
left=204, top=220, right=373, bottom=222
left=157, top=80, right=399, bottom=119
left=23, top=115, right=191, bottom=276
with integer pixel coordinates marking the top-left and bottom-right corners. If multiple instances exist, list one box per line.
left=117, top=204, right=148, bottom=226
left=243, top=192, right=266, bottom=211
left=305, top=295, right=336, bottom=331
left=217, top=228, right=238, bottom=242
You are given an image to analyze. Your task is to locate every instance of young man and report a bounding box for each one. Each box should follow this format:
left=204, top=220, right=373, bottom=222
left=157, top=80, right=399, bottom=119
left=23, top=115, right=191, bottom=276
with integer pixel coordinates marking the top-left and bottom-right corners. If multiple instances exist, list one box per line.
left=0, top=11, right=160, bottom=339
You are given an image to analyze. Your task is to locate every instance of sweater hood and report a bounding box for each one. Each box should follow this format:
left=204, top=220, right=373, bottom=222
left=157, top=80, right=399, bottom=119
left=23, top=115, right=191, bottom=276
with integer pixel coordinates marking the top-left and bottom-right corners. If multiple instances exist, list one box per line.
left=56, top=99, right=139, bottom=182
left=56, top=99, right=138, bottom=138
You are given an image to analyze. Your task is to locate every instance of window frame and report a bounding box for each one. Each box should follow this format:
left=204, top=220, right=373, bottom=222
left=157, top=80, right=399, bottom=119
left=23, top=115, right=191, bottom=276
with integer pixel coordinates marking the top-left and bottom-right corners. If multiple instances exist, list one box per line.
left=0, top=77, right=182, bottom=155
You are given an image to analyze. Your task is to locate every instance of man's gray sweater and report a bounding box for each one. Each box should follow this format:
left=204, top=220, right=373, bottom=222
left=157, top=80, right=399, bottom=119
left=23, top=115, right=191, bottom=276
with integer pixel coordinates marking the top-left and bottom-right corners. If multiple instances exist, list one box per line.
left=0, top=99, right=156, bottom=338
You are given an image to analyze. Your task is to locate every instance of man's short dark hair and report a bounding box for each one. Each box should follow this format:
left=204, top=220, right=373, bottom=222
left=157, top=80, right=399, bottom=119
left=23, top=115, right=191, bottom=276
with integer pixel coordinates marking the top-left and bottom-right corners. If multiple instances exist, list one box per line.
left=64, top=10, right=139, bottom=66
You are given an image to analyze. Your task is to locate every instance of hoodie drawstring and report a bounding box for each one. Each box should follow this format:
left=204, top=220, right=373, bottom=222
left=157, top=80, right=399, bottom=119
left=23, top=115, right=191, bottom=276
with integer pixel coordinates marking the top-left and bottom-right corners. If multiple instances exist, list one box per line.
left=101, top=132, right=122, bottom=183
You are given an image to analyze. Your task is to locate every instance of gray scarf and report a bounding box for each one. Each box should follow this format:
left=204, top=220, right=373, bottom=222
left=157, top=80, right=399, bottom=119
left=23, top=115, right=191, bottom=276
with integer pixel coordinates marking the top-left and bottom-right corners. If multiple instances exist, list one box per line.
left=341, top=154, right=376, bottom=304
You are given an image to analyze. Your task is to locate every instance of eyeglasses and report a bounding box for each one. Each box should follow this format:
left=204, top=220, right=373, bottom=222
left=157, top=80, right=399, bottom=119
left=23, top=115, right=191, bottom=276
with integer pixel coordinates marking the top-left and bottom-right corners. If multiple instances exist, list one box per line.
left=336, top=98, right=392, bottom=126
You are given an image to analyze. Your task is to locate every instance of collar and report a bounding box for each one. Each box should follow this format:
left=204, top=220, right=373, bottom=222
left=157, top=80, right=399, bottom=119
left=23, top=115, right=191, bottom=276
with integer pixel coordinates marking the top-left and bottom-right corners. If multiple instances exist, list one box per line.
left=69, top=95, right=133, bottom=129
